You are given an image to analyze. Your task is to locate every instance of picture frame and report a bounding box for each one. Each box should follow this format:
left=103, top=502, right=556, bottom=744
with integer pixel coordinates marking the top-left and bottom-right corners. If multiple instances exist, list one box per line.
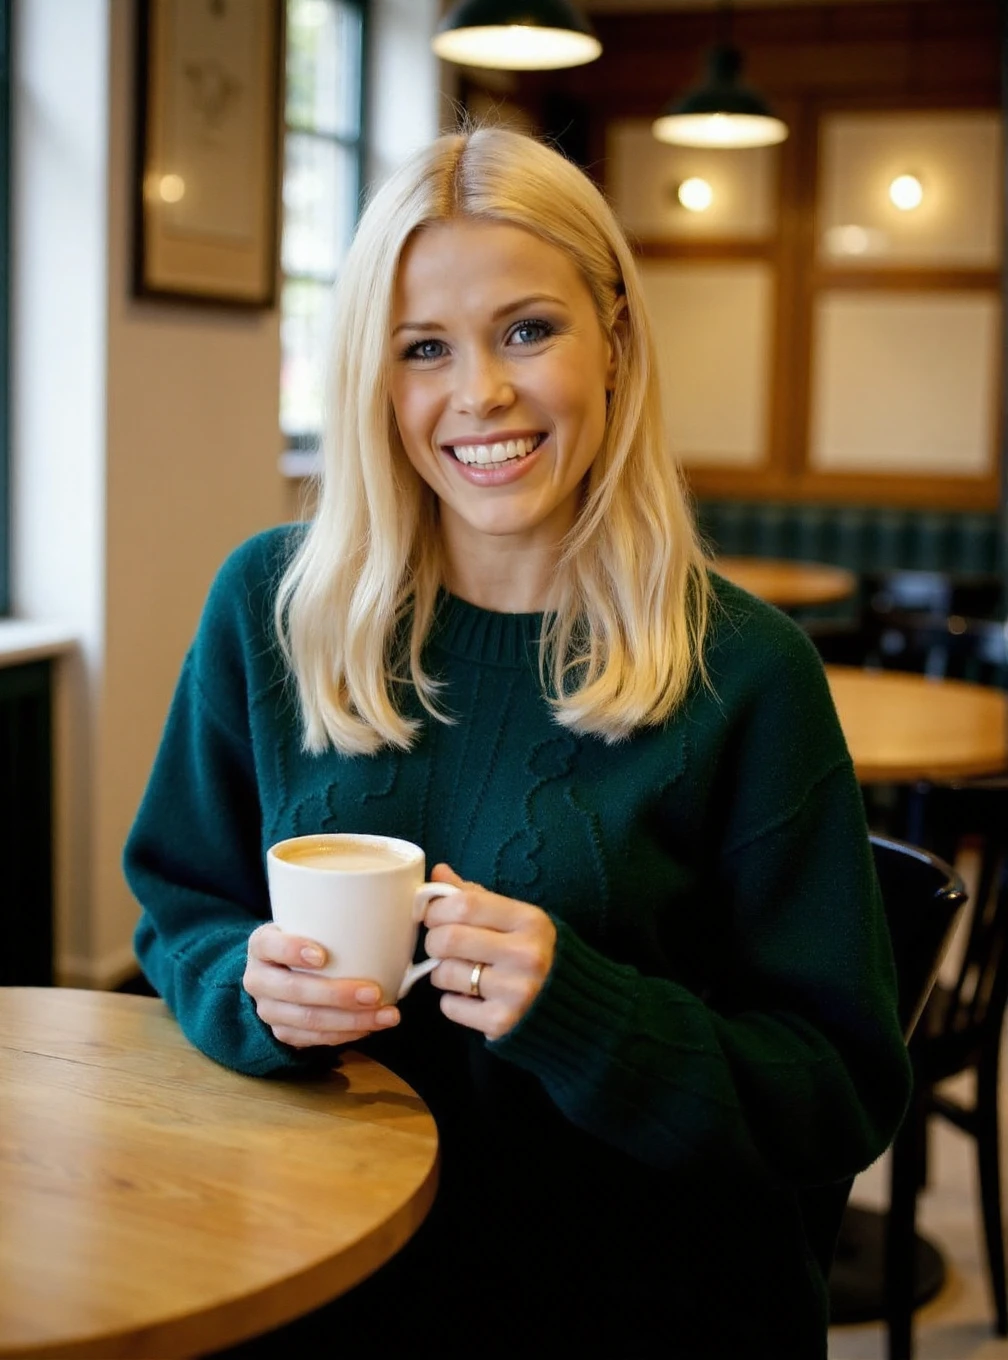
left=134, top=0, right=283, bottom=307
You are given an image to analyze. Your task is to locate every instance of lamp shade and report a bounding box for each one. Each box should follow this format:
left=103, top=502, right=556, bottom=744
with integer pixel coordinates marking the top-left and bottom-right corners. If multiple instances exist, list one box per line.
left=432, top=0, right=602, bottom=71
left=652, top=45, right=787, bottom=149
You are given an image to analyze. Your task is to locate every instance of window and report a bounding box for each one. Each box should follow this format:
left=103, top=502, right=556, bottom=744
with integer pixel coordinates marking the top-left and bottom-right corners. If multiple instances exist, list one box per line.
left=0, top=0, right=10, bottom=614
left=280, top=0, right=366, bottom=456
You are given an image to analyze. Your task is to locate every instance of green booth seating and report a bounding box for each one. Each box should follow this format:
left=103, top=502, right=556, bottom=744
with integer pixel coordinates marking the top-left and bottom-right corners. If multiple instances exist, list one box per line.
left=696, top=502, right=1001, bottom=576
left=696, top=501, right=1004, bottom=624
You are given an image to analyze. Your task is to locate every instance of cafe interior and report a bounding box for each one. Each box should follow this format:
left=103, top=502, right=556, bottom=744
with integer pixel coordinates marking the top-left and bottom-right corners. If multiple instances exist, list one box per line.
left=0, top=0, right=1005, bottom=1356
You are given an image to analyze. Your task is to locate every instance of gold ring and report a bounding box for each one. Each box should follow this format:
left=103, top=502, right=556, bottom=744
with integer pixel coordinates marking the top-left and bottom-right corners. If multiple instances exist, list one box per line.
left=469, top=961, right=485, bottom=999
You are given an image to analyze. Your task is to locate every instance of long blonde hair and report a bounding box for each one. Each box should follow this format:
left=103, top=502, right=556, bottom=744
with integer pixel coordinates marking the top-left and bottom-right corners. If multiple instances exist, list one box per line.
left=275, top=127, right=711, bottom=755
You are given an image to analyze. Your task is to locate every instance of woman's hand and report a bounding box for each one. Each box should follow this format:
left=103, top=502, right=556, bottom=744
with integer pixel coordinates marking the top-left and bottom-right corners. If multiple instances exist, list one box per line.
left=417, top=865, right=557, bottom=1041
left=243, top=923, right=400, bottom=1049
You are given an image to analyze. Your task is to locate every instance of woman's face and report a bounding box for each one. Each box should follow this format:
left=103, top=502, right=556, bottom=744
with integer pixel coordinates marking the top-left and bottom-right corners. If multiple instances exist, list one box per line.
left=389, top=218, right=617, bottom=563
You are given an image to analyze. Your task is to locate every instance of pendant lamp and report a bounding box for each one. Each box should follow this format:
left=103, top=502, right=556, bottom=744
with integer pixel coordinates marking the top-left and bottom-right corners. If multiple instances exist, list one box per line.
left=652, top=7, right=787, bottom=150
left=432, top=0, right=602, bottom=72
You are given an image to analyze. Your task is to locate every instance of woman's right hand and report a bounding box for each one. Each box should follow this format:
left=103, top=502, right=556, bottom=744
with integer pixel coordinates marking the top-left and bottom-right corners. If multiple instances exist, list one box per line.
left=243, top=923, right=401, bottom=1049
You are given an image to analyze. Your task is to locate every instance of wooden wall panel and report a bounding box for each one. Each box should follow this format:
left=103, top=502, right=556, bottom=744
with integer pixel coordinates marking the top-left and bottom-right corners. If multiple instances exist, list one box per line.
left=464, top=1, right=1003, bottom=508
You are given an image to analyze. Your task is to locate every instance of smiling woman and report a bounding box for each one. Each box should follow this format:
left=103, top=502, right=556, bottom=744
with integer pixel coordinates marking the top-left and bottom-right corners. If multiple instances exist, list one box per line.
left=124, top=126, right=911, bottom=1358
left=275, top=128, right=710, bottom=754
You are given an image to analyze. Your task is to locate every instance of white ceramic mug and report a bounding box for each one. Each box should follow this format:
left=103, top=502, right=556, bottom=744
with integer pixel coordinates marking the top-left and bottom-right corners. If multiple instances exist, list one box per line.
left=266, top=832, right=459, bottom=1003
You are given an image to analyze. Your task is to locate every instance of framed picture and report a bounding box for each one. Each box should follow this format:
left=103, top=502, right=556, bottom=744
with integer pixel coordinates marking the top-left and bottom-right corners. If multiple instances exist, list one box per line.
left=134, top=0, right=283, bottom=307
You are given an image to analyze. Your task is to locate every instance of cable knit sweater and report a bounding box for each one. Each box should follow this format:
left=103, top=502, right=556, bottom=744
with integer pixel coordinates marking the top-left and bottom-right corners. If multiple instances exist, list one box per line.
left=125, top=526, right=910, bottom=1357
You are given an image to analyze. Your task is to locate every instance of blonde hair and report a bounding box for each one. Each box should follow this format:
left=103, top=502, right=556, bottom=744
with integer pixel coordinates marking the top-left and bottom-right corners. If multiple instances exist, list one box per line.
left=275, top=127, right=711, bottom=755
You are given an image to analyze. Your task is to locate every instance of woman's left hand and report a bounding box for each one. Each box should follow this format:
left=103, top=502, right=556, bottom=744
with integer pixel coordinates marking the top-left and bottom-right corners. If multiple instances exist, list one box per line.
left=416, top=864, right=557, bottom=1040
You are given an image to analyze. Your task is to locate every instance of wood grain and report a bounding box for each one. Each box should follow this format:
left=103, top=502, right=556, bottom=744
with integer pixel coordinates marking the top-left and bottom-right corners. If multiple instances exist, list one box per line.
left=0, top=989, right=438, bottom=1358
left=826, top=665, right=1008, bottom=784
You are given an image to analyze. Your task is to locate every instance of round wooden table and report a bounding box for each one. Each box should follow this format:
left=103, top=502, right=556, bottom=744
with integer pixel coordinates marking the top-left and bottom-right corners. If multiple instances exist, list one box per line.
left=0, top=989, right=439, bottom=1359
left=715, top=556, right=857, bottom=609
left=825, top=665, right=1008, bottom=784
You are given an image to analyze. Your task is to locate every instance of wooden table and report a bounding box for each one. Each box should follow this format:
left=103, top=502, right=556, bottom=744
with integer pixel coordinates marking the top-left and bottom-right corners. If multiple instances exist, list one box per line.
left=0, top=989, right=439, bottom=1359
left=715, top=556, right=857, bottom=609
left=825, top=665, right=1008, bottom=784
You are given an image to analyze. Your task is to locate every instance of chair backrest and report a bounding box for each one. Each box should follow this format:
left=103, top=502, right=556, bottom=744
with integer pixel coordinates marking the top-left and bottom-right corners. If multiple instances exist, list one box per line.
left=863, top=570, right=1004, bottom=624
left=869, top=834, right=968, bottom=1040
left=867, top=614, right=1008, bottom=687
left=916, top=787, right=1008, bottom=1060
left=800, top=835, right=966, bottom=1280
left=866, top=570, right=954, bottom=617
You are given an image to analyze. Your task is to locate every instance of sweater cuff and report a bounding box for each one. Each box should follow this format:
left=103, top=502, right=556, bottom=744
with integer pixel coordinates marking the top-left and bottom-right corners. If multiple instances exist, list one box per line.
left=488, top=918, right=639, bottom=1086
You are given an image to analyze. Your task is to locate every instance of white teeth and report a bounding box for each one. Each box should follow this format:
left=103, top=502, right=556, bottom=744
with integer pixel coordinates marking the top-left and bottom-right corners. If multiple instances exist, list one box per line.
left=451, top=434, right=541, bottom=466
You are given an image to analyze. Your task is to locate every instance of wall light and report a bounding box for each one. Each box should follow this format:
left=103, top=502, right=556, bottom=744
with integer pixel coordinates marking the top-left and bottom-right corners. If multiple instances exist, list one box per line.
left=677, top=177, right=714, bottom=212
left=158, top=174, right=185, bottom=204
left=432, top=0, right=601, bottom=71
left=889, top=174, right=924, bottom=211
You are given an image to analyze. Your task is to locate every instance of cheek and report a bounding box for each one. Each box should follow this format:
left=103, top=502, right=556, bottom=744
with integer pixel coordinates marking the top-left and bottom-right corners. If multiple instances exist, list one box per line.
left=552, top=370, right=608, bottom=447
left=390, top=380, right=436, bottom=455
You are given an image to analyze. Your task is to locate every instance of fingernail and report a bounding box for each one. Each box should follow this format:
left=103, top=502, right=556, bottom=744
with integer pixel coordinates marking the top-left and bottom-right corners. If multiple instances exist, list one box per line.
left=376, top=1007, right=399, bottom=1026
left=300, top=946, right=325, bottom=966
left=356, top=986, right=380, bottom=1004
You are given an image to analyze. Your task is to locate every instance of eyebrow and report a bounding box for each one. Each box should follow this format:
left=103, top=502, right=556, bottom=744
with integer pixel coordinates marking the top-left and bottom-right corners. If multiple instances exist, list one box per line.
left=391, top=293, right=568, bottom=337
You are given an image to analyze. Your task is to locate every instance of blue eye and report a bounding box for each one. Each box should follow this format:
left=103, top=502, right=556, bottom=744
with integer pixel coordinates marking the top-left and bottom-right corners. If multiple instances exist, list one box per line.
left=509, top=319, right=553, bottom=346
left=403, top=338, right=447, bottom=362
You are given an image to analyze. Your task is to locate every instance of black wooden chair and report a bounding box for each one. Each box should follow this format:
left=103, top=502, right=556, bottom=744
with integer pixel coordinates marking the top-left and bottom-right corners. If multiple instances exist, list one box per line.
left=899, top=785, right=1008, bottom=1350
left=827, top=835, right=968, bottom=1357
left=862, top=570, right=1005, bottom=628
left=807, top=572, right=1006, bottom=685
left=865, top=613, right=1008, bottom=688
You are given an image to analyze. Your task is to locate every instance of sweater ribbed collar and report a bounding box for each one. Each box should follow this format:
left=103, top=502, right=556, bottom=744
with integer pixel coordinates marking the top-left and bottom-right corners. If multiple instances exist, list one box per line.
left=427, top=591, right=546, bottom=669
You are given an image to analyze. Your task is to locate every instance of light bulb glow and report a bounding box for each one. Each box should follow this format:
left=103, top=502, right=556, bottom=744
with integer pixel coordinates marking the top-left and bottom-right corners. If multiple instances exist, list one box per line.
left=823, top=224, right=889, bottom=258
left=158, top=173, right=185, bottom=204
left=677, top=177, right=713, bottom=212
left=889, top=174, right=923, bottom=211
left=652, top=112, right=787, bottom=149
left=431, top=25, right=601, bottom=71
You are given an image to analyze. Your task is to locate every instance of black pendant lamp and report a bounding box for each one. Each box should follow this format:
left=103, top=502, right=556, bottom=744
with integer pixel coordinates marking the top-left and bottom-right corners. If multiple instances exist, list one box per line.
left=432, top=0, right=602, bottom=72
left=652, top=5, right=786, bottom=150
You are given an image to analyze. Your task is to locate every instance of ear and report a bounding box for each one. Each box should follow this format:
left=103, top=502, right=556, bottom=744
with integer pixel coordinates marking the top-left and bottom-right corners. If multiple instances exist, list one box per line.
left=605, top=299, right=628, bottom=392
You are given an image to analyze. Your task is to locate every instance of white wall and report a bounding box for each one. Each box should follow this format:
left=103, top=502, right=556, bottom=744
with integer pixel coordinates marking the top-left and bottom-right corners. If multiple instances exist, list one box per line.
left=96, top=0, right=287, bottom=979
left=13, top=0, right=445, bottom=986
left=13, top=0, right=285, bottom=985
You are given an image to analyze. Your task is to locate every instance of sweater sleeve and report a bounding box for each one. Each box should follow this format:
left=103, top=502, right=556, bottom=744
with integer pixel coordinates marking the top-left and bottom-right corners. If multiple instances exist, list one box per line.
left=491, top=625, right=912, bottom=1191
left=124, top=534, right=332, bottom=1078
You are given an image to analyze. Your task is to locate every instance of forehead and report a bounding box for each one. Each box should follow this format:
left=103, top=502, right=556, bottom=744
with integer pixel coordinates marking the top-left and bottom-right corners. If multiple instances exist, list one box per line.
left=392, top=218, right=591, bottom=314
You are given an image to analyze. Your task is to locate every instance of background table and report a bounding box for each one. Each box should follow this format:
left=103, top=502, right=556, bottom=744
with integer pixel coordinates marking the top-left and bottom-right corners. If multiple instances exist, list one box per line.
left=715, top=557, right=857, bottom=609
left=0, top=989, right=439, bottom=1359
left=825, top=666, right=1008, bottom=784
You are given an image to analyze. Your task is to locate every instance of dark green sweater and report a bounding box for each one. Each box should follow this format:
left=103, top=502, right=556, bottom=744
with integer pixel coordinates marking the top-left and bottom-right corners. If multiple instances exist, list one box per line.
left=125, top=526, right=910, bottom=1356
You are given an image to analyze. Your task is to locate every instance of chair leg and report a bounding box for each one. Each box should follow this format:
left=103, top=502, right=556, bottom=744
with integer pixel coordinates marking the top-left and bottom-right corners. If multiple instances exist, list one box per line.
left=886, top=1095, right=924, bottom=1360
left=976, top=1056, right=1008, bottom=1335
left=914, top=1113, right=930, bottom=1193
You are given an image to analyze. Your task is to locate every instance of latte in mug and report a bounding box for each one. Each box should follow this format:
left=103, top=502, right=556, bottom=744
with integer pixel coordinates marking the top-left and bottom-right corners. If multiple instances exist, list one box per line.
left=271, top=838, right=416, bottom=874
left=266, top=833, right=460, bottom=1002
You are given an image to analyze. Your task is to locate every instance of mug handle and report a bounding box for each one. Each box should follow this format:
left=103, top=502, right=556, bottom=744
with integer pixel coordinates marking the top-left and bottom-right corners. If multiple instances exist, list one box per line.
left=398, top=882, right=462, bottom=999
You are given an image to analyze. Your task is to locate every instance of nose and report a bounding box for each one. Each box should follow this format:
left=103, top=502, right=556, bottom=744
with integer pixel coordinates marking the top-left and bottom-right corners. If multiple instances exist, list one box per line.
left=452, top=346, right=514, bottom=419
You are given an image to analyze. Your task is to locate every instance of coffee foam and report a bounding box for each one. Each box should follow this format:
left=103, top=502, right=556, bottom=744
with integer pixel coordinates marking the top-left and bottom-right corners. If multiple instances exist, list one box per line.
left=273, top=839, right=414, bottom=873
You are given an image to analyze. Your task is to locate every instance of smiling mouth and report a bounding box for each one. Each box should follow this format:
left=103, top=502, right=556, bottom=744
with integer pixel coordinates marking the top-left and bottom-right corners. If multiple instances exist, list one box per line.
left=444, top=433, right=546, bottom=467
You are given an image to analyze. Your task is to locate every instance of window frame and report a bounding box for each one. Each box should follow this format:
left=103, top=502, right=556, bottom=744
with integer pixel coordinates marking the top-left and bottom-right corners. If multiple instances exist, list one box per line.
left=281, top=0, right=368, bottom=453
left=0, top=0, right=11, bottom=614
